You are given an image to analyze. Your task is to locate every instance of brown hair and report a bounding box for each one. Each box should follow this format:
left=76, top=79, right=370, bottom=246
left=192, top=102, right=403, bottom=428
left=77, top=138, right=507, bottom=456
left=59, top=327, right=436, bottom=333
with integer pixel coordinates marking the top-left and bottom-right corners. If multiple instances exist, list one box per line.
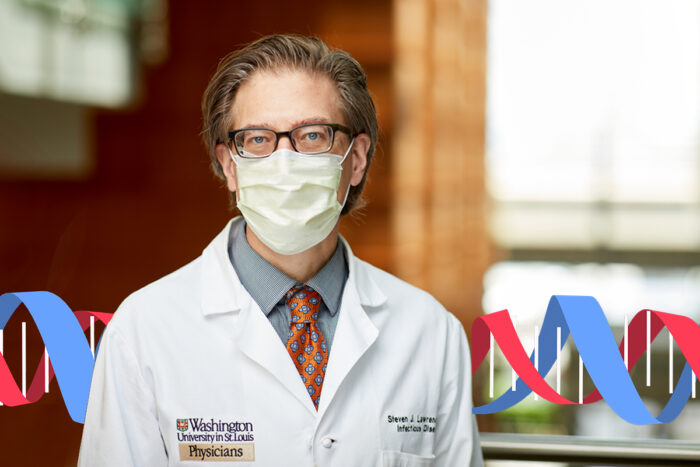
left=201, top=34, right=378, bottom=215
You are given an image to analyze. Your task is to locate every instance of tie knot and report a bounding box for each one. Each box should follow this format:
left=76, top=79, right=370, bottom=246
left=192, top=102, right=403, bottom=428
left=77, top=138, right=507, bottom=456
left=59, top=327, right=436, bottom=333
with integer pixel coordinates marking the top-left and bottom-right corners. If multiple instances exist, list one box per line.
left=285, top=285, right=322, bottom=324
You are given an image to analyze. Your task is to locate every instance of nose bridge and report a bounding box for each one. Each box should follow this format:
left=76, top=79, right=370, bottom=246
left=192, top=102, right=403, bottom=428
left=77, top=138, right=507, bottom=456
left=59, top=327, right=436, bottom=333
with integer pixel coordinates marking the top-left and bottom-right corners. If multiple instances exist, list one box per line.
left=276, top=131, right=295, bottom=151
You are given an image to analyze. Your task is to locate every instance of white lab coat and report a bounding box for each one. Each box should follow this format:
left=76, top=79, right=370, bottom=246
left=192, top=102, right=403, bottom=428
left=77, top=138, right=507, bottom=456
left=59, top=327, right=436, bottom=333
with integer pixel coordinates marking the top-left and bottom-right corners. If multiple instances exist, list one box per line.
left=79, top=217, right=483, bottom=467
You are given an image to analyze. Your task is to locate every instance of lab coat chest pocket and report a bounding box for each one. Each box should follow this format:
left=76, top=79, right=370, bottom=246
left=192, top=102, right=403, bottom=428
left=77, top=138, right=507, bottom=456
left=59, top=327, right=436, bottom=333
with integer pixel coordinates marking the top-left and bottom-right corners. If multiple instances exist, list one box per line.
left=381, top=450, right=435, bottom=467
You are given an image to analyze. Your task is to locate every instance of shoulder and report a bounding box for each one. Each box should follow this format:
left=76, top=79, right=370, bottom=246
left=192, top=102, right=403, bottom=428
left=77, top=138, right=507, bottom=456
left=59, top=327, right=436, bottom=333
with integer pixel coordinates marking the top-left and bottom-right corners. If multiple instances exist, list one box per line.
left=350, top=256, right=472, bottom=381
left=106, top=219, right=238, bottom=337
left=351, top=256, right=463, bottom=334
left=354, top=258, right=436, bottom=304
left=106, top=257, right=203, bottom=339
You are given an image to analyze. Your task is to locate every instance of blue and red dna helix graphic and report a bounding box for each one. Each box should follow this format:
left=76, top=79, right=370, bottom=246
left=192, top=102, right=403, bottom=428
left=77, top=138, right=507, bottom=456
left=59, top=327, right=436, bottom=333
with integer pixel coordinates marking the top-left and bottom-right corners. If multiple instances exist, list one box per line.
left=0, top=291, right=112, bottom=424
left=4, top=292, right=700, bottom=425
left=472, top=295, right=700, bottom=425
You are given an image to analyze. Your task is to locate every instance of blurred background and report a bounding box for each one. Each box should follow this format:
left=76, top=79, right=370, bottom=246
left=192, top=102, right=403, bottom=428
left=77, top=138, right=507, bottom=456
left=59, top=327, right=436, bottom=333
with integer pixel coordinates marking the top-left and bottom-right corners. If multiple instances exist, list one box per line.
left=0, top=0, right=699, bottom=465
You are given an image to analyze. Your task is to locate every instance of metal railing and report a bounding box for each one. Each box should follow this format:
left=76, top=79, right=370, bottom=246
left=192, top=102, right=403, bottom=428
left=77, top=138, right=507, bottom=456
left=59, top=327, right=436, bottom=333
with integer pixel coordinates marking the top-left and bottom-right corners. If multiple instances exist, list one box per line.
left=481, top=433, right=700, bottom=466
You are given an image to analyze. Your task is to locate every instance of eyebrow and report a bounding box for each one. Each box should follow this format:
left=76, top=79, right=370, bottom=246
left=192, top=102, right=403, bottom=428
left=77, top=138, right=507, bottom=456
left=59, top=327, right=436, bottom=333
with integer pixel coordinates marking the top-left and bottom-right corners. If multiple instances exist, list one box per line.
left=238, top=116, right=332, bottom=130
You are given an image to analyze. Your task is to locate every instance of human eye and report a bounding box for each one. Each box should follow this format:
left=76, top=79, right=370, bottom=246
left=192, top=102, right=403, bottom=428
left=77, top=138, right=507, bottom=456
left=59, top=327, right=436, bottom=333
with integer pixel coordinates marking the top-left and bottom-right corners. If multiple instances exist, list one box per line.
left=238, top=129, right=276, bottom=156
left=299, top=126, right=329, bottom=141
left=243, top=130, right=272, bottom=146
left=294, top=125, right=331, bottom=152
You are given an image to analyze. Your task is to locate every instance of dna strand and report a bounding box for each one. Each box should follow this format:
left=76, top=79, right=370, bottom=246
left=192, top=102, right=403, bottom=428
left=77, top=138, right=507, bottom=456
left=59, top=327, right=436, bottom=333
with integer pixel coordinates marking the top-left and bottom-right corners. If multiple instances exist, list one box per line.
left=0, top=291, right=112, bottom=423
left=472, top=295, right=700, bottom=425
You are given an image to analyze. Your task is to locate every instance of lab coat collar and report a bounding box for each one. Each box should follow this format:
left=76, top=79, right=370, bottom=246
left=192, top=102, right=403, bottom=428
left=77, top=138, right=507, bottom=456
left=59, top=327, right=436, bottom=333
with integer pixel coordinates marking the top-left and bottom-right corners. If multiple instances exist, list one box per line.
left=200, top=218, right=248, bottom=316
left=338, top=235, right=387, bottom=308
left=200, top=218, right=387, bottom=316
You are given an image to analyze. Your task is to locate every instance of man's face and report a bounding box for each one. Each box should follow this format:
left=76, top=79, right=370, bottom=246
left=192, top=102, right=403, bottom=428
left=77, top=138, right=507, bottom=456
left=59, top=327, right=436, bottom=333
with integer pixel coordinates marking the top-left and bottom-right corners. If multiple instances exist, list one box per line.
left=215, top=68, right=369, bottom=205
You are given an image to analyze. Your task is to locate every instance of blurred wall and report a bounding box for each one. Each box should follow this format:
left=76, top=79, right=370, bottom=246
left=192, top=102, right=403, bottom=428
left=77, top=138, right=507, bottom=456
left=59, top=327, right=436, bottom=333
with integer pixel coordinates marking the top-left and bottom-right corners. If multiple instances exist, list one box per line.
left=393, top=0, right=489, bottom=327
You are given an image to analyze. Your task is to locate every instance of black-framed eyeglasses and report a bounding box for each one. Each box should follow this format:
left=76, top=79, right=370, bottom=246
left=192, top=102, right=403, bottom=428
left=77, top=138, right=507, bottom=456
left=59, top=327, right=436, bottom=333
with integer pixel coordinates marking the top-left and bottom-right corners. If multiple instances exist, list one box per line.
left=228, top=123, right=353, bottom=158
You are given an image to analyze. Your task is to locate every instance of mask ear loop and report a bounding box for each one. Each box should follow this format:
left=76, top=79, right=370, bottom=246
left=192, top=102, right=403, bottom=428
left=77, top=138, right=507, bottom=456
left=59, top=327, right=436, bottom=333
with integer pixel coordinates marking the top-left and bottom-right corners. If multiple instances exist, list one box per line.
left=228, top=147, right=242, bottom=167
left=339, top=181, right=352, bottom=207
left=227, top=147, right=242, bottom=204
left=338, top=138, right=356, bottom=206
left=339, top=137, right=356, bottom=165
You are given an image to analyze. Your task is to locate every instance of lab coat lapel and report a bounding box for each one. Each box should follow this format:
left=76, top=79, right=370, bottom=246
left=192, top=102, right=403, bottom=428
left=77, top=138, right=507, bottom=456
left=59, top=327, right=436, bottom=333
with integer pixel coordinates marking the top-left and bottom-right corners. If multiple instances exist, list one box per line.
left=317, top=242, right=383, bottom=415
left=201, top=218, right=317, bottom=416
left=233, top=298, right=318, bottom=416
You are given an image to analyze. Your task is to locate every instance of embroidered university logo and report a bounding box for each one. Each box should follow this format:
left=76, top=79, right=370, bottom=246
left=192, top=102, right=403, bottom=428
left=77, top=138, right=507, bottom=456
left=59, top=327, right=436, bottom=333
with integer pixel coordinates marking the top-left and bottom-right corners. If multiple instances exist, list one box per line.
left=177, top=419, right=189, bottom=432
left=177, top=418, right=255, bottom=461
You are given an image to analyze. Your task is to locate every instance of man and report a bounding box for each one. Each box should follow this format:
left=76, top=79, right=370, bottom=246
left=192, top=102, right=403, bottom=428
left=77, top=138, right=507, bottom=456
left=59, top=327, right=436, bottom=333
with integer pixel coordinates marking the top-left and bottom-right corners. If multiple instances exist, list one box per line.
left=79, top=34, right=483, bottom=466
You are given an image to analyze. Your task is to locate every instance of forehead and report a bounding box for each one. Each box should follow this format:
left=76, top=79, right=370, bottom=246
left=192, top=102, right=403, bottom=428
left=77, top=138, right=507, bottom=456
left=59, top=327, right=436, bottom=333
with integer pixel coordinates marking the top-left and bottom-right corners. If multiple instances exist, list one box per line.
left=230, top=69, right=344, bottom=129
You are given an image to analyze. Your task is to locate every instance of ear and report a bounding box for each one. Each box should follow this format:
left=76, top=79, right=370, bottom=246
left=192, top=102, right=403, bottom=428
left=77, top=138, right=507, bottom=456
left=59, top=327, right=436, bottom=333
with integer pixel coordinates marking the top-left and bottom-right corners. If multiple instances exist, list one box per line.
left=215, top=143, right=238, bottom=192
left=348, top=133, right=370, bottom=186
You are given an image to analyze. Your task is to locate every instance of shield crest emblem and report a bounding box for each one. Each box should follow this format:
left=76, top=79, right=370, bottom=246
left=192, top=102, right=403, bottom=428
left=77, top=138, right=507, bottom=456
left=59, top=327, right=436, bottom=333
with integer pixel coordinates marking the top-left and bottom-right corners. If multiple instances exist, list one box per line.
left=177, top=419, right=188, bottom=432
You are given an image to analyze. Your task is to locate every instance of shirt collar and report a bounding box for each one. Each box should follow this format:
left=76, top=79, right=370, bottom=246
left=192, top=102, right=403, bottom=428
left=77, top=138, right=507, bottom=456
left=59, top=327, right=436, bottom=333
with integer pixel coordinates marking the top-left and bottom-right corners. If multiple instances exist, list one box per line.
left=228, top=220, right=347, bottom=317
left=305, top=240, right=346, bottom=316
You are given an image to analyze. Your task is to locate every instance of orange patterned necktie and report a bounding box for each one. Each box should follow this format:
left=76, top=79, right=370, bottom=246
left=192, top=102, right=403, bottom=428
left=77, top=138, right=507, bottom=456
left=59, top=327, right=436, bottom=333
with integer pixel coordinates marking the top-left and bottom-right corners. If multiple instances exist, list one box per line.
left=285, top=285, right=328, bottom=410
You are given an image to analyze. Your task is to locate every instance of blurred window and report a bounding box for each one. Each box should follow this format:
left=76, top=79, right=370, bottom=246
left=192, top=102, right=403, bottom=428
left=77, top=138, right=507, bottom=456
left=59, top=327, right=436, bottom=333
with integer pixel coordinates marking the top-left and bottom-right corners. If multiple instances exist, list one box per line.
left=482, top=0, right=700, bottom=445
left=0, top=0, right=168, bottom=178
left=487, top=0, right=700, bottom=252
left=0, top=0, right=137, bottom=106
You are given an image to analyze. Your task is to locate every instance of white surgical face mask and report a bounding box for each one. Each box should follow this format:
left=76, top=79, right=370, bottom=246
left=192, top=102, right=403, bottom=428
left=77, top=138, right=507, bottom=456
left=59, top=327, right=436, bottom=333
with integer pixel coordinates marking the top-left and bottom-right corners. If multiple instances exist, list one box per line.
left=229, top=141, right=354, bottom=255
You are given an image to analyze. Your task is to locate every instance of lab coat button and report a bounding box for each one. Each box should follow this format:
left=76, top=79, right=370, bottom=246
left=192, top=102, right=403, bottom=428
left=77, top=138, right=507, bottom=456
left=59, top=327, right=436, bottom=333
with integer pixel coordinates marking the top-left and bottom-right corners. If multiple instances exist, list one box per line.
left=321, top=438, right=333, bottom=448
